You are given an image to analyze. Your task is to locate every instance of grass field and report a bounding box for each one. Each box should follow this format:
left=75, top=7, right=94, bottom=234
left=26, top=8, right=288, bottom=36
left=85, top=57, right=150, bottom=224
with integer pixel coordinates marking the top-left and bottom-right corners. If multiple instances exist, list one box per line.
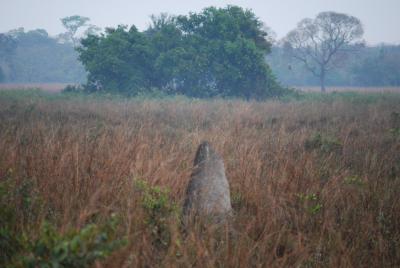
left=294, top=86, right=400, bottom=93
left=0, top=83, right=73, bottom=92
left=0, top=90, right=399, bottom=267
left=1, top=83, right=400, bottom=94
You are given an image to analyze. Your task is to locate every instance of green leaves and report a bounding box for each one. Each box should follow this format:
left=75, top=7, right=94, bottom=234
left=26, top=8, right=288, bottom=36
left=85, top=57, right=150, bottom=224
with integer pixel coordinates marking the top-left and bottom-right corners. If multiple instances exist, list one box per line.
left=134, top=179, right=178, bottom=248
left=304, top=133, right=343, bottom=154
left=21, top=217, right=125, bottom=268
left=0, top=177, right=125, bottom=268
left=297, top=193, right=323, bottom=215
left=77, top=6, right=283, bottom=99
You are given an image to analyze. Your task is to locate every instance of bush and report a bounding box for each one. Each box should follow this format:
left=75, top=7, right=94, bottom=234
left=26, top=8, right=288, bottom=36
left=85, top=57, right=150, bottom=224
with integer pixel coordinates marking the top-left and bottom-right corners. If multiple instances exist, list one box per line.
left=62, top=84, right=85, bottom=93
left=0, top=176, right=125, bottom=268
left=304, top=133, right=342, bottom=154
left=18, top=217, right=125, bottom=268
left=134, top=179, right=178, bottom=248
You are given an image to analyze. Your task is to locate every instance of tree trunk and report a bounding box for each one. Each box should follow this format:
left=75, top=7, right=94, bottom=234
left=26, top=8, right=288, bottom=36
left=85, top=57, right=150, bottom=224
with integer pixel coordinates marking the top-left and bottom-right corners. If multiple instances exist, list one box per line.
left=320, top=69, right=326, bottom=93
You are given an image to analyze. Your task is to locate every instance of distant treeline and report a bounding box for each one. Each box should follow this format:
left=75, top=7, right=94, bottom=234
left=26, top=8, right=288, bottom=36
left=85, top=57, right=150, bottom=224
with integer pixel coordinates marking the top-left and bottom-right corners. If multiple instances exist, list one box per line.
left=267, top=45, right=400, bottom=87
left=0, top=28, right=86, bottom=83
left=0, top=14, right=399, bottom=88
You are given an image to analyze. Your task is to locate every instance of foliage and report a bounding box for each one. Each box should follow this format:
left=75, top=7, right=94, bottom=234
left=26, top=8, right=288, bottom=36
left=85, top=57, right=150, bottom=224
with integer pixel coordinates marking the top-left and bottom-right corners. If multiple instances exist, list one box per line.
left=267, top=44, right=400, bottom=87
left=352, top=45, right=400, bottom=86
left=0, top=174, right=26, bottom=265
left=0, top=175, right=125, bottom=268
left=134, top=179, right=178, bottom=247
left=18, top=217, right=125, bottom=268
left=297, top=193, right=323, bottom=215
left=304, top=132, right=342, bottom=153
left=0, top=33, right=17, bottom=81
left=79, top=25, right=155, bottom=94
left=62, top=84, right=85, bottom=93
left=1, top=10, right=399, bottom=89
left=0, top=67, right=5, bottom=82
left=0, top=33, right=16, bottom=61
left=77, top=6, right=283, bottom=99
left=59, top=15, right=94, bottom=46
left=343, top=176, right=365, bottom=187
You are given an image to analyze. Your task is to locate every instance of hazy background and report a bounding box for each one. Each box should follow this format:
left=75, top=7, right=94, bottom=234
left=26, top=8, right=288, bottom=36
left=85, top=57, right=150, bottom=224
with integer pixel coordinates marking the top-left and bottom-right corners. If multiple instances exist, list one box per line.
left=0, top=0, right=399, bottom=45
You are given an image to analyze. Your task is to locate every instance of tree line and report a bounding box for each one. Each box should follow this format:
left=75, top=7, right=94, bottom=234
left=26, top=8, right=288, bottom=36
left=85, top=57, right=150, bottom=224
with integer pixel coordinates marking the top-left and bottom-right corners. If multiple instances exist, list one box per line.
left=0, top=28, right=85, bottom=83
left=0, top=15, right=99, bottom=84
left=0, top=6, right=399, bottom=97
left=268, top=44, right=400, bottom=88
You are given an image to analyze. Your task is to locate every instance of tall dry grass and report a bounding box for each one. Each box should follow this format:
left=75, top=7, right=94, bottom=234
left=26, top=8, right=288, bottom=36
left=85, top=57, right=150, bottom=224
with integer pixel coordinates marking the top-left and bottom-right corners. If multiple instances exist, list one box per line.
left=0, top=92, right=399, bottom=267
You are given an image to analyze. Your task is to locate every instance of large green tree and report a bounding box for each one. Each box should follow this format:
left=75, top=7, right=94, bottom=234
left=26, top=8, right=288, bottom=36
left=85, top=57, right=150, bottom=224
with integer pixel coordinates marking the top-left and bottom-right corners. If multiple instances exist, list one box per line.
left=79, top=25, right=155, bottom=94
left=172, top=6, right=281, bottom=98
left=78, top=6, right=283, bottom=98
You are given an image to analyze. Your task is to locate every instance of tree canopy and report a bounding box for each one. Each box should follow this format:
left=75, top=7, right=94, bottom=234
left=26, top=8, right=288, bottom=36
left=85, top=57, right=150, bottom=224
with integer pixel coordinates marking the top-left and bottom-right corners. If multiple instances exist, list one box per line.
left=2, top=8, right=398, bottom=89
left=58, top=15, right=101, bottom=46
left=284, top=11, right=364, bottom=92
left=77, top=6, right=283, bottom=99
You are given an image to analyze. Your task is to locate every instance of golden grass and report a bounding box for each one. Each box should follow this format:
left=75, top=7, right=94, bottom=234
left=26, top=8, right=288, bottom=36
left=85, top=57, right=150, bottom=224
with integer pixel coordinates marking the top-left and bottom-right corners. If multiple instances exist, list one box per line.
left=295, top=86, right=400, bottom=93
left=0, top=83, right=72, bottom=92
left=0, top=93, right=399, bottom=267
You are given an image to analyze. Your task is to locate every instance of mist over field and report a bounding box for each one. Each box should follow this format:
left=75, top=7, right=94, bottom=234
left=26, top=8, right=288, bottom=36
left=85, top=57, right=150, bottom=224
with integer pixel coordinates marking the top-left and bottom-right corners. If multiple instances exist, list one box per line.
left=0, top=1, right=400, bottom=267
left=0, top=0, right=399, bottom=90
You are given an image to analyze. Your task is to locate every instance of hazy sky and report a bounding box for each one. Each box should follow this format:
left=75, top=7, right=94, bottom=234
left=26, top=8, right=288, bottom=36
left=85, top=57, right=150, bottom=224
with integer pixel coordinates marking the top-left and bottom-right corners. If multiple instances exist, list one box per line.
left=0, top=0, right=399, bottom=45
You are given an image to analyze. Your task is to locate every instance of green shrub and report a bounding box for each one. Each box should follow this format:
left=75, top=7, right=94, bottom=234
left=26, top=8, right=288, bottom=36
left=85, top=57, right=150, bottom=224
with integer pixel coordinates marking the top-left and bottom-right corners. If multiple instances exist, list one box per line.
left=134, top=179, right=178, bottom=247
left=343, top=176, right=365, bottom=187
left=17, top=216, right=125, bottom=268
left=304, top=133, right=342, bottom=154
left=297, top=193, right=323, bottom=215
left=231, top=191, right=245, bottom=210
left=0, top=176, right=125, bottom=268
left=0, top=173, right=39, bottom=266
left=0, top=226, right=27, bottom=266
left=62, top=85, right=85, bottom=93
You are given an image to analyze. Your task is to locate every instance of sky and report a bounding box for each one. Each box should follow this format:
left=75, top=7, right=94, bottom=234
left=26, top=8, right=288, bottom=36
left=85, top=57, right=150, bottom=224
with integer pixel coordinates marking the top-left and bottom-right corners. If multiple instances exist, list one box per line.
left=0, top=0, right=399, bottom=45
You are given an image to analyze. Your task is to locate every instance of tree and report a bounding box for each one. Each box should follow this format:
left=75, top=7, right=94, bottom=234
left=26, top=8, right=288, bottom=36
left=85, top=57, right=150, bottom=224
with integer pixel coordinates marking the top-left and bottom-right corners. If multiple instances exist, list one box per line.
left=78, top=25, right=155, bottom=94
left=83, top=24, right=102, bottom=37
left=1, top=28, right=85, bottom=83
left=60, top=15, right=90, bottom=46
left=77, top=6, right=283, bottom=98
left=0, top=33, right=16, bottom=61
left=284, top=11, right=363, bottom=92
left=352, top=45, right=400, bottom=86
left=0, top=33, right=17, bottom=82
left=173, top=5, right=281, bottom=99
left=0, top=67, right=4, bottom=82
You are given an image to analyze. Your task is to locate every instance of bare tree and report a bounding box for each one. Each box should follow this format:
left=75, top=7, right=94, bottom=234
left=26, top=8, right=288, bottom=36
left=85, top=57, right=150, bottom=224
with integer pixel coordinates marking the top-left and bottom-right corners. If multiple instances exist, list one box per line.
left=284, top=11, right=364, bottom=92
left=59, top=15, right=101, bottom=46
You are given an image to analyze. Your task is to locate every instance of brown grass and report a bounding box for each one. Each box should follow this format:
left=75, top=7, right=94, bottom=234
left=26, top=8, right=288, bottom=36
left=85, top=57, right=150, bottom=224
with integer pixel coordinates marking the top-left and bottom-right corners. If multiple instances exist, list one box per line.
left=295, top=86, right=400, bottom=93
left=0, top=93, right=399, bottom=267
left=0, top=83, right=73, bottom=92
left=1, top=83, right=399, bottom=93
